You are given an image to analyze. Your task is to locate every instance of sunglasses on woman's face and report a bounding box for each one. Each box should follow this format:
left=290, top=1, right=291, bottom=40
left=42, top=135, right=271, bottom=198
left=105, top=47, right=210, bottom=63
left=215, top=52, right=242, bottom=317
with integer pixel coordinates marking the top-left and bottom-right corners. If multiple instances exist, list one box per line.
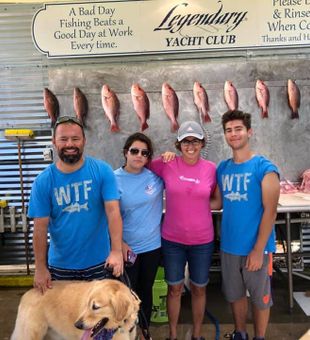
left=181, top=138, right=202, bottom=146
left=128, top=147, right=150, bottom=158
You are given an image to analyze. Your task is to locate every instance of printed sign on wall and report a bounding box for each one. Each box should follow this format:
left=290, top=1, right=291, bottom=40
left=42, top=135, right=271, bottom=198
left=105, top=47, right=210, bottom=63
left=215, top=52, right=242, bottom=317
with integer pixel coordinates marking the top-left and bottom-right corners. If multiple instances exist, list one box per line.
left=32, top=0, right=310, bottom=58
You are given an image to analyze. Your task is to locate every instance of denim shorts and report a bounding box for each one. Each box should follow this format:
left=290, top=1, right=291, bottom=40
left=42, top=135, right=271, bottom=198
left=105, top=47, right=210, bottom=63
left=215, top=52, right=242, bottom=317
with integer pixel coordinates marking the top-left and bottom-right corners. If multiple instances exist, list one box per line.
left=162, top=238, right=214, bottom=287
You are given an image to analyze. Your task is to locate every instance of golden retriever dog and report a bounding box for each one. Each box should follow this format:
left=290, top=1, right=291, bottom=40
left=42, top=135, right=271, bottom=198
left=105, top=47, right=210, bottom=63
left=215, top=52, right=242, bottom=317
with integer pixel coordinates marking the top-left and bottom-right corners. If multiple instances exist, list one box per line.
left=11, top=279, right=140, bottom=340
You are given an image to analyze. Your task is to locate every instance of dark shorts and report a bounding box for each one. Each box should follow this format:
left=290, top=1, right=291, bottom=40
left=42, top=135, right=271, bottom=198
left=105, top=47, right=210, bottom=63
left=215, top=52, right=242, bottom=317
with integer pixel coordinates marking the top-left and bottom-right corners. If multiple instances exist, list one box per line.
left=49, top=262, right=113, bottom=281
left=221, top=251, right=273, bottom=309
left=162, top=238, right=214, bottom=287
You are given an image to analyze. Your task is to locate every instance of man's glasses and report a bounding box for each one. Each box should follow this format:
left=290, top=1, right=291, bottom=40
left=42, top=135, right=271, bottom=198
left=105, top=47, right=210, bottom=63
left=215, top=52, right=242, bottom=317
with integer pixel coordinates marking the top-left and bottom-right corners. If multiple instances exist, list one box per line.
left=54, top=116, right=84, bottom=130
left=128, top=147, right=150, bottom=158
left=181, top=138, right=202, bottom=146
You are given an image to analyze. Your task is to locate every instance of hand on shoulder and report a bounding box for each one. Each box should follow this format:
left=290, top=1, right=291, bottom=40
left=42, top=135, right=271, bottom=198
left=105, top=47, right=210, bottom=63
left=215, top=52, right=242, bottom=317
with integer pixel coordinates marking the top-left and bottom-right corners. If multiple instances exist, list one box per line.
left=161, top=151, right=176, bottom=163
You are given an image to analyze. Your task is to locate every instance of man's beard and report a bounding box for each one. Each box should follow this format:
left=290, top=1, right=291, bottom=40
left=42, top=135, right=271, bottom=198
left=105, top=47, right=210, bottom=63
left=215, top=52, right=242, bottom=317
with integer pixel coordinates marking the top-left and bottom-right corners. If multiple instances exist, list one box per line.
left=58, top=147, right=82, bottom=164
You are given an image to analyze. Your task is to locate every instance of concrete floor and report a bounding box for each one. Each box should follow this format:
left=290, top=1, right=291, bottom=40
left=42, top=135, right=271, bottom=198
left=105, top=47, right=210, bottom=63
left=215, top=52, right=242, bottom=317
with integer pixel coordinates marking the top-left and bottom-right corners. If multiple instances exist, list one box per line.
left=1, top=271, right=309, bottom=340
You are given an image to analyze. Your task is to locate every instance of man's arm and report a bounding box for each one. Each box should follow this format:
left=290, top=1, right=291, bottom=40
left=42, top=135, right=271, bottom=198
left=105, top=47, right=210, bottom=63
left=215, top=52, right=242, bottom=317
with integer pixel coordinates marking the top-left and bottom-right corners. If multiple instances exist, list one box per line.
left=104, top=200, right=123, bottom=277
left=246, top=172, right=280, bottom=271
left=32, top=217, right=52, bottom=294
left=210, top=185, right=222, bottom=210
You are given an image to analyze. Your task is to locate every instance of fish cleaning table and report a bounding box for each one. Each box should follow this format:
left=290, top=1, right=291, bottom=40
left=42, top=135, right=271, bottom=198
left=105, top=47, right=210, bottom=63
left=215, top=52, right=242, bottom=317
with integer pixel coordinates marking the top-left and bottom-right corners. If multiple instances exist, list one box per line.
left=277, top=193, right=310, bottom=312
left=212, top=194, right=310, bottom=312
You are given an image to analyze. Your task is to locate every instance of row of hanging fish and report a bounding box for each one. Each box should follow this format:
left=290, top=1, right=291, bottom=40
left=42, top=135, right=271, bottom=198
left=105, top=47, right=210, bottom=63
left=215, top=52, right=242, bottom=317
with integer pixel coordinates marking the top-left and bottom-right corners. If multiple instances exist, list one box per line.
left=224, top=79, right=300, bottom=119
left=43, top=84, right=179, bottom=132
left=43, top=79, right=301, bottom=132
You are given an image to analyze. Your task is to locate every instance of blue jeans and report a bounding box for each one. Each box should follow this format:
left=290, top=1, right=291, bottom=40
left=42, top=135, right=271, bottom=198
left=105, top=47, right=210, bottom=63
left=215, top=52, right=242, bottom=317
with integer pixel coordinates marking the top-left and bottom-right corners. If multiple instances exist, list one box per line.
left=162, top=238, right=214, bottom=287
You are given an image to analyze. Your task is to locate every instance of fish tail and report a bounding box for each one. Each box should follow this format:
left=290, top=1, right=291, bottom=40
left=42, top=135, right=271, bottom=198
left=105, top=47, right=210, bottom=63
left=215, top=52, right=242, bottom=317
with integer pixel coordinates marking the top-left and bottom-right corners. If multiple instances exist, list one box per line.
left=50, top=117, right=57, bottom=128
left=80, top=118, right=87, bottom=129
left=111, top=123, right=120, bottom=132
left=141, top=122, right=149, bottom=131
left=171, top=121, right=179, bottom=132
left=291, top=111, right=299, bottom=119
left=261, top=109, right=268, bottom=119
left=77, top=115, right=86, bottom=128
left=203, top=113, right=212, bottom=123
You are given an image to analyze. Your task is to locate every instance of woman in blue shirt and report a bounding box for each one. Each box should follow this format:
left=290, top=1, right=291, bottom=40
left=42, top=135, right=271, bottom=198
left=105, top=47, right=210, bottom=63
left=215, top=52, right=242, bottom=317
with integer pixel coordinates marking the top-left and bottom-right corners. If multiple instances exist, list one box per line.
left=114, top=132, right=164, bottom=330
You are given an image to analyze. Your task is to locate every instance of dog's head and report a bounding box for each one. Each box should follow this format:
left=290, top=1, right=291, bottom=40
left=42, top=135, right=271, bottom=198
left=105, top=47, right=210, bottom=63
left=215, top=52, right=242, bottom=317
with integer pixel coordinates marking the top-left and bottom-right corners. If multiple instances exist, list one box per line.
left=74, top=279, right=140, bottom=338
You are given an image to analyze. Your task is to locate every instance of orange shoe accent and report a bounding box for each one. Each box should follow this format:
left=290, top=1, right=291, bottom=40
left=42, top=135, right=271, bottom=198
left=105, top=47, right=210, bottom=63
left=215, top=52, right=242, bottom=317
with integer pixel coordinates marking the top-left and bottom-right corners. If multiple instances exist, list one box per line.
left=263, top=294, right=270, bottom=304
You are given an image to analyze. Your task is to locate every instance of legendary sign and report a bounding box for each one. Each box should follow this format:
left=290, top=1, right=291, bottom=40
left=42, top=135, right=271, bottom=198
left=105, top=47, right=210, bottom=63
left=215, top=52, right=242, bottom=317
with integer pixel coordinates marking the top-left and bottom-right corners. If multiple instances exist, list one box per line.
left=32, top=0, right=310, bottom=58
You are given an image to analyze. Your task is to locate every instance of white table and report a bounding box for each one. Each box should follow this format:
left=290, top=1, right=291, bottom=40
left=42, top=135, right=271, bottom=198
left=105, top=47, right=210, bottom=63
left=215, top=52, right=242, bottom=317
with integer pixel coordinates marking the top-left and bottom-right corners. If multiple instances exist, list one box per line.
left=276, top=205, right=310, bottom=311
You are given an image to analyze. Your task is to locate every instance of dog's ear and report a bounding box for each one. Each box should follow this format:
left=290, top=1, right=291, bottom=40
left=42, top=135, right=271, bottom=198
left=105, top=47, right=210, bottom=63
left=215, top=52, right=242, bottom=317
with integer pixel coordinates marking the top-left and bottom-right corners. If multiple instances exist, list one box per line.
left=110, top=290, right=133, bottom=322
left=128, top=290, right=141, bottom=313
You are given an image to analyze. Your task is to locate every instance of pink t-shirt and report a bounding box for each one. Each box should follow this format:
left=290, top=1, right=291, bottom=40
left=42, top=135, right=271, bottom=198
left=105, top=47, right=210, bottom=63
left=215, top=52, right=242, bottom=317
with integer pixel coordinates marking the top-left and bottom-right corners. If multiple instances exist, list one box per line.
left=150, top=156, right=216, bottom=245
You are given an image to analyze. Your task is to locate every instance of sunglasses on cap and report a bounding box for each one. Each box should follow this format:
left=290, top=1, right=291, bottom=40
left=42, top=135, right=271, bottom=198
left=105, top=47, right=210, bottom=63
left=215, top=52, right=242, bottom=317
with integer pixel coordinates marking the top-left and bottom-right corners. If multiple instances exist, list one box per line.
left=54, top=116, right=84, bottom=130
left=128, top=147, right=150, bottom=158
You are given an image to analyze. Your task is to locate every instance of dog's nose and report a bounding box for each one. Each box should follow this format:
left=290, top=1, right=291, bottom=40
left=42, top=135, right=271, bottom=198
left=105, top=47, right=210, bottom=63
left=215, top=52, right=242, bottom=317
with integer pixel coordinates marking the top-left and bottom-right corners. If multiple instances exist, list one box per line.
left=74, top=319, right=84, bottom=329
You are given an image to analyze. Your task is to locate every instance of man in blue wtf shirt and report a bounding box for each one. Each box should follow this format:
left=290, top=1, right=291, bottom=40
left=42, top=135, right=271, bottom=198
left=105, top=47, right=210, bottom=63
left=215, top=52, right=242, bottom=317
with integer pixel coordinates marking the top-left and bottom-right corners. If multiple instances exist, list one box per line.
left=29, top=116, right=123, bottom=294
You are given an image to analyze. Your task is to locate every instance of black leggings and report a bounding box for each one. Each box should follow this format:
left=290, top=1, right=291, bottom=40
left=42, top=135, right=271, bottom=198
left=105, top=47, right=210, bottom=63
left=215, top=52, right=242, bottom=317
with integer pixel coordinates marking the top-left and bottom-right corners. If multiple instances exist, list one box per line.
left=125, top=247, right=161, bottom=326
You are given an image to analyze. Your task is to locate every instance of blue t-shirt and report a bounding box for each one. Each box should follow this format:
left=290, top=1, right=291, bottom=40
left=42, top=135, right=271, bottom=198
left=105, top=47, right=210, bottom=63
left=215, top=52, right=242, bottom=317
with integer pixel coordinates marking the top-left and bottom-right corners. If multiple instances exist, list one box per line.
left=28, top=156, right=120, bottom=269
left=114, top=167, right=163, bottom=254
left=217, top=155, right=279, bottom=256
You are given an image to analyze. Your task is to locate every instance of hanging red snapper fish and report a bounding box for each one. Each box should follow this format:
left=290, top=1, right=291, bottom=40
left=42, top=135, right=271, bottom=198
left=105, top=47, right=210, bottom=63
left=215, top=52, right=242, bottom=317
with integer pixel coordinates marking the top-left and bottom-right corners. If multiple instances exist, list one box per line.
left=193, top=82, right=211, bottom=123
left=287, top=79, right=300, bottom=119
left=131, top=83, right=150, bottom=131
left=43, top=88, right=59, bottom=127
left=162, top=82, right=179, bottom=132
left=73, top=87, right=88, bottom=126
left=224, top=81, right=238, bottom=111
left=255, top=80, right=270, bottom=119
left=101, top=84, right=121, bottom=132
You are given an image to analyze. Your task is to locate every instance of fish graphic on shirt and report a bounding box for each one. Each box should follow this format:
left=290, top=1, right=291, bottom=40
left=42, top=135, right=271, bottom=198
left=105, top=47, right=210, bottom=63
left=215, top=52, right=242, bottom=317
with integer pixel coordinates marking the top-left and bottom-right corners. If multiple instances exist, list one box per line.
left=224, top=191, right=248, bottom=202
left=62, top=202, right=89, bottom=213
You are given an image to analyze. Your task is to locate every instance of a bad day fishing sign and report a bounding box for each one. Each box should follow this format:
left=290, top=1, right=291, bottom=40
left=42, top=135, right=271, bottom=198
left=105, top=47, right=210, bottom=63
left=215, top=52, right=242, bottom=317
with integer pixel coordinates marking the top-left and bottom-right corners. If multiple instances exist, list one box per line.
left=32, top=0, right=310, bottom=58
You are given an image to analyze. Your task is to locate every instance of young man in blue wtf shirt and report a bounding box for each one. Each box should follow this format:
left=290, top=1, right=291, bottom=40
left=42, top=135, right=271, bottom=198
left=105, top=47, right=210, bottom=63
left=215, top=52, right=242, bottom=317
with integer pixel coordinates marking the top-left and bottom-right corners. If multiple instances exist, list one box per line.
left=217, top=111, right=280, bottom=340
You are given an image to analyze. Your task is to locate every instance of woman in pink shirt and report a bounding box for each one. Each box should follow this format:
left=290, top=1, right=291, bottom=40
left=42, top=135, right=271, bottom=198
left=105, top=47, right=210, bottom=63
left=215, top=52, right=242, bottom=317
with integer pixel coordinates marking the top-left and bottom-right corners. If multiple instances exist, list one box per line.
left=150, top=121, right=220, bottom=340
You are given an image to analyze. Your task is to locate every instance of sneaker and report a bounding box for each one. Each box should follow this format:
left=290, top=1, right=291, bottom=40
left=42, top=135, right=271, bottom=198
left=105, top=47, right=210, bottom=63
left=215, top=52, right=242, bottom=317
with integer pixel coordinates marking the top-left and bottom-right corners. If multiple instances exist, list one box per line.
left=230, top=331, right=249, bottom=340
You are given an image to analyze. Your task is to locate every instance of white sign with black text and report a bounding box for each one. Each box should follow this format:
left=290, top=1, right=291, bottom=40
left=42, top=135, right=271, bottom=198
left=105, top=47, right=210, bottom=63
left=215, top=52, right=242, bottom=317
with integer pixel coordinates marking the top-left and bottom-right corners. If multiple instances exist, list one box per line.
left=32, top=0, right=310, bottom=58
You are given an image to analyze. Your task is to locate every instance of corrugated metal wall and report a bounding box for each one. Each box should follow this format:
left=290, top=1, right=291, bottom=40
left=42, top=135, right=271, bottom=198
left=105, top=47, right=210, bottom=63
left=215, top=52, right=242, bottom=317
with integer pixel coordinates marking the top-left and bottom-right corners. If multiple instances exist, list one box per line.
left=0, top=4, right=52, bottom=266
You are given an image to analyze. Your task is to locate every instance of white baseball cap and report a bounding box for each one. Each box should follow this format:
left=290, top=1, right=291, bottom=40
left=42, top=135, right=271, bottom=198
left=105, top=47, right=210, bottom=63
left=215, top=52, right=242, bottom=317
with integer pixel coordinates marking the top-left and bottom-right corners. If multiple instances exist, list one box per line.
left=177, top=121, right=204, bottom=141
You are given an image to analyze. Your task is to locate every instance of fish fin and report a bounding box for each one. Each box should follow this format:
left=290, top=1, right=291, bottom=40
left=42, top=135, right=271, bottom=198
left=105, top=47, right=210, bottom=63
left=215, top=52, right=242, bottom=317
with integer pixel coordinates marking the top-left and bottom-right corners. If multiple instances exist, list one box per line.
left=110, top=124, right=120, bottom=132
left=291, top=111, right=299, bottom=119
left=141, top=122, right=149, bottom=131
